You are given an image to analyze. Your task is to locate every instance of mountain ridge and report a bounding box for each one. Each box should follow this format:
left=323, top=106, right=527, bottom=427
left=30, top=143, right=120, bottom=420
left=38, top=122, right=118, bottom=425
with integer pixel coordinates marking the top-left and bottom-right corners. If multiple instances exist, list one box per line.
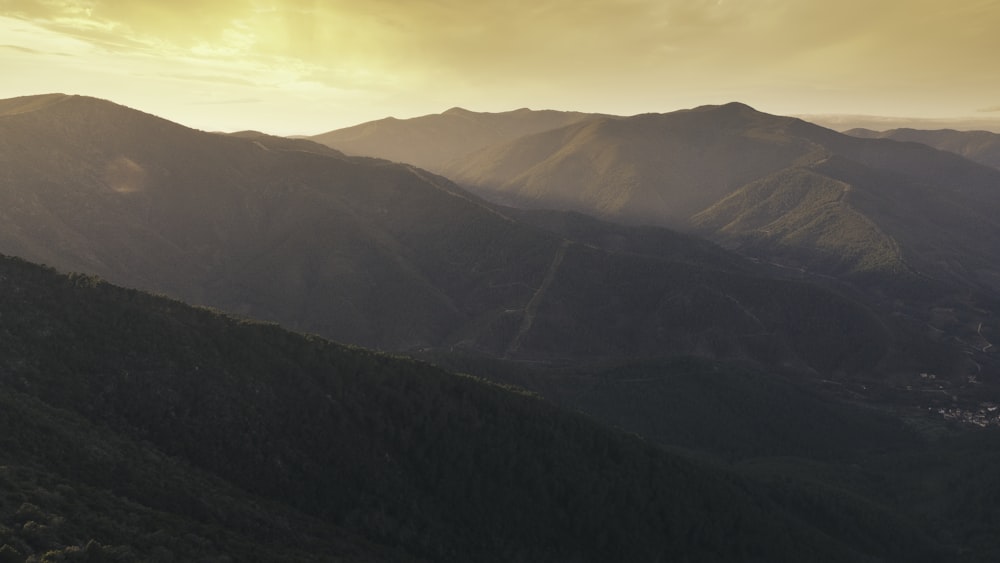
left=310, top=105, right=606, bottom=172
left=0, top=93, right=895, bottom=375
left=845, top=127, right=1000, bottom=170
left=306, top=100, right=1000, bottom=388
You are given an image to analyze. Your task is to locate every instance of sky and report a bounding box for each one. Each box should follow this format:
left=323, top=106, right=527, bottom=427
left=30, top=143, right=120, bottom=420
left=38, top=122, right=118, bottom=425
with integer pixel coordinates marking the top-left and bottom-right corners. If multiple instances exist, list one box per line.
left=2, top=0, right=999, bottom=135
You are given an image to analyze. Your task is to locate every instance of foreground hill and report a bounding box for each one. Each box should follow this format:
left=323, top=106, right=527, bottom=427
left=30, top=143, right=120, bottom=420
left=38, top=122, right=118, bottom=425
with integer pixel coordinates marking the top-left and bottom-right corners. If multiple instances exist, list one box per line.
left=0, top=253, right=951, bottom=562
left=310, top=106, right=601, bottom=171
left=845, top=127, right=1000, bottom=170
left=0, top=94, right=896, bottom=375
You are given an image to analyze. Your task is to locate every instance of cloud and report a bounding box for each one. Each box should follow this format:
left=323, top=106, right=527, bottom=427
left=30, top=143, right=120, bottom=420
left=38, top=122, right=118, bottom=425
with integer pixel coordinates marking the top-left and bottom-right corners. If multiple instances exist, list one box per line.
left=0, top=43, right=70, bottom=55
left=0, top=43, right=39, bottom=53
left=5, top=0, right=997, bottom=92
left=188, top=97, right=262, bottom=105
left=163, top=73, right=260, bottom=87
left=978, top=106, right=1000, bottom=113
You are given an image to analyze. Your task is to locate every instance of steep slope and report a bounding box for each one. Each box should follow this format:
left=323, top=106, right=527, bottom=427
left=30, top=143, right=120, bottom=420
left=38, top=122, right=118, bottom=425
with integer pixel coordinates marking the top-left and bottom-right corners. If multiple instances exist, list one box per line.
left=310, top=106, right=601, bottom=171
left=691, top=164, right=906, bottom=278
left=0, top=253, right=946, bottom=562
left=845, top=127, right=1000, bottom=170
left=693, top=152, right=1000, bottom=293
left=0, top=94, right=894, bottom=375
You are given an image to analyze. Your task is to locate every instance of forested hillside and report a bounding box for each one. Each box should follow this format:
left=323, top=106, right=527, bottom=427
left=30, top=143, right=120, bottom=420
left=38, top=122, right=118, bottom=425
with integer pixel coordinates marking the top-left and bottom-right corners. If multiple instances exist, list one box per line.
left=2, top=253, right=953, bottom=562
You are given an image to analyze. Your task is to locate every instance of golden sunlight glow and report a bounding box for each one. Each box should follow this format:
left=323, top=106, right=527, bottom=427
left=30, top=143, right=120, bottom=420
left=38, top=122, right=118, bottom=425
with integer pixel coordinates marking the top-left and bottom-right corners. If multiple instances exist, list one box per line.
left=2, top=0, right=999, bottom=133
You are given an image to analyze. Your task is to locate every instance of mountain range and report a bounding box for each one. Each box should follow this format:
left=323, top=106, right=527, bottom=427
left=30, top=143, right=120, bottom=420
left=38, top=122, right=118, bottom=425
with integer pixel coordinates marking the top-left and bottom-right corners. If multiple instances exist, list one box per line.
left=312, top=104, right=1000, bottom=288
left=310, top=106, right=600, bottom=172
left=0, top=94, right=901, bottom=377
left=313, top=103, right=1000, bottom=386
left=845, top=127, right=1000, bottom=171
left=4, top=93, right=1000, bottom=560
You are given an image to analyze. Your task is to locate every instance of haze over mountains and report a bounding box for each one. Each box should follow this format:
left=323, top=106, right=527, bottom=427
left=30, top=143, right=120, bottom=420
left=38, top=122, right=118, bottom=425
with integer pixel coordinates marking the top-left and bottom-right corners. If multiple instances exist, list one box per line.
left=4, top=92, right=1000, bottom=561
left=314, top=102, right=1000, bottom=380
left=319, top=103, right=1000, bottom=290
left=0, top=94, right=898, bottom=376
left=310, top=106, right=600, bottom=172
left=802, top=114, right=1000, bottom=136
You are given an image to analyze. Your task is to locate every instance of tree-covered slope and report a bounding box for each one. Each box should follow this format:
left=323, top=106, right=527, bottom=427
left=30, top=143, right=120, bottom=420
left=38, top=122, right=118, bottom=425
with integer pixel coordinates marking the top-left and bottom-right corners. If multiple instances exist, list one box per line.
left=0, top=253, right=946, bottom=562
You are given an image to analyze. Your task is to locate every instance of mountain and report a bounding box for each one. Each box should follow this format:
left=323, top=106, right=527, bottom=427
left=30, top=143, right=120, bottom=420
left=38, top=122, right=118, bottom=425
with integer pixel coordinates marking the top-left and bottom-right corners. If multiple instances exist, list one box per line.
left=0, top=94, right=897, bottom=376
left=797, top=114, right=1000, bottom=135
left=845, top=127, right=1000, bottom=170
left=308, top=101, right=1000, bottom=388
left=443, top=102, right=827, bottom=225
left=438, top=102, right=1000, bottom=293
left=0, top=252, right=959, bottom=562
left=309, top=106, right=602, bottom=171
left=688, top=131, right=1000, bottom=298
left=4, top=95, right=1000, bottom=559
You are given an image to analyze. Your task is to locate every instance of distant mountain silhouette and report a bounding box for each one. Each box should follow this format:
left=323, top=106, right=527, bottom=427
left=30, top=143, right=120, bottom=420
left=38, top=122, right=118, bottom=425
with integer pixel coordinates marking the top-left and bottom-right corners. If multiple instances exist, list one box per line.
left=845, top=127, right=1000, bottom=170
left=443, top=102, right=826, bottom=224
left=801, top=113, right=1000, bottom=135
left=0, top=94, right=891, bottom=374
left=310, top=106, right=603, bottom=171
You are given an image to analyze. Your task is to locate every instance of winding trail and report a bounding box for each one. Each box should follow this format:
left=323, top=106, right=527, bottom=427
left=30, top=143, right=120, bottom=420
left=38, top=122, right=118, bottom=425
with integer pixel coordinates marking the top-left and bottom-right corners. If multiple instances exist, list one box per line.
left=978, top=322, right=994, bottom=353
left=505, top=240, right=571, bottom=358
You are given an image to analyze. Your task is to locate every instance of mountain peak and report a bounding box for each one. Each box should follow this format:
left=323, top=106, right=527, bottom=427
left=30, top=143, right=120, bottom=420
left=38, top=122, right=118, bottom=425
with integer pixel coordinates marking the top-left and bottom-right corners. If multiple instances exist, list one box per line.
left=695, top=101, right=760, bottom=115
left=721, top=101, right=757, bottom=110
left=443, top=106, right=472, bottom=115
left=0, top=92, right=74, bottom=116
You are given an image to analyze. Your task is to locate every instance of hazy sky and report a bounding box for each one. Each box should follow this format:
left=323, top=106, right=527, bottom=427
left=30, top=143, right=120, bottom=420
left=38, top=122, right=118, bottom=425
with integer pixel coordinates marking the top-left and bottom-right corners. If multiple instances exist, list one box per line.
left=2, top=0, right=999, bottom=134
